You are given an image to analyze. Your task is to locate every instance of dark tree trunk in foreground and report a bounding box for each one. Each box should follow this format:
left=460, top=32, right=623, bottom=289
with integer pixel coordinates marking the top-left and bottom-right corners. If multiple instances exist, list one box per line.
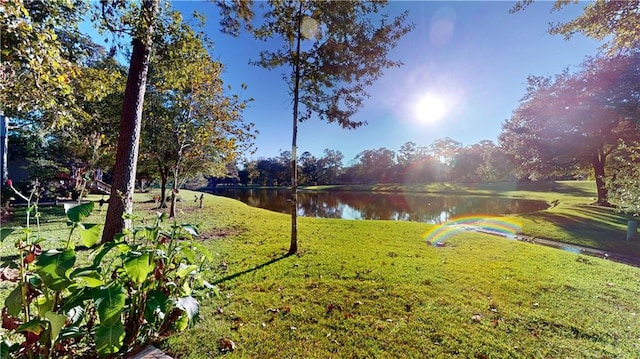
left=158, top=162, right=169, bottom=209
left=101, top=0, right=158, bottom=243
left=592, top=149, right=609, bottom=206
left=1, top=114, right=8, bottom=185
left=169, top=170, right=179, bottom=218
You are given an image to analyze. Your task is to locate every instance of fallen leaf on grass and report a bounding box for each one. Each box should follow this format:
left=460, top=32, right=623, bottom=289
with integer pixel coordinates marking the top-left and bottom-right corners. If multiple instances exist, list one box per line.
left=326, top=303, right=340, bottom=314
left=218, top=338, right=236, bottom=353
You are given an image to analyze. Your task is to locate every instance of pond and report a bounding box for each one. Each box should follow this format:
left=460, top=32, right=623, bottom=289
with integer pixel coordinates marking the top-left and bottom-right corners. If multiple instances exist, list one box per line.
left=211, top=188, right=548, bottom=224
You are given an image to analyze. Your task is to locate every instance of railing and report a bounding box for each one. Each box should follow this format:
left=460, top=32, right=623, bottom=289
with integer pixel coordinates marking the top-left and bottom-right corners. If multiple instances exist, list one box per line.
left=87, top=179, right=111, bottom=194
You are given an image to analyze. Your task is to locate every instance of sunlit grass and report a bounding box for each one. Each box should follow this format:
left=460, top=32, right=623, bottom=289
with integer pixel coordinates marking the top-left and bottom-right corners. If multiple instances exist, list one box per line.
left=309, top=181, right=639, bottom=256
left=162, top=192, right=640, bottom=358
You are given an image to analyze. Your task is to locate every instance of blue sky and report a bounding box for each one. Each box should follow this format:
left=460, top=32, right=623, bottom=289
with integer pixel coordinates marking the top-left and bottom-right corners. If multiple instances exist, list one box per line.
left=169, top=1, right=601, bottom=164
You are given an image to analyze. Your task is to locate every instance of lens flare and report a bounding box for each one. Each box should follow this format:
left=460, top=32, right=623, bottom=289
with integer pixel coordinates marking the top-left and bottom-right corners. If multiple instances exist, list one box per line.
left=424, top=215, right=522, bottom=246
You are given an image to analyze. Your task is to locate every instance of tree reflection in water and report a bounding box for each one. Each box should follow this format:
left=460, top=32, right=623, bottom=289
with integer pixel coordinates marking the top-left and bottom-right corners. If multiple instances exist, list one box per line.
left=211, top=189, right=547, bottom=224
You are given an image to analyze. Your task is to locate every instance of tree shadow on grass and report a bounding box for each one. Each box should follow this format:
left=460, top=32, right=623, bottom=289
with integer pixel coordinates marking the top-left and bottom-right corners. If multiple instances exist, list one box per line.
left=211, top=253, right=292, bottom=285
left=524, top=205, right=640, bottom=256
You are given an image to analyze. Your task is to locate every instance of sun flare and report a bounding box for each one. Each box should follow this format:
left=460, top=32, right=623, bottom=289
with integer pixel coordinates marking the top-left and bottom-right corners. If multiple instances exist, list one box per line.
left=414, top=93, right=447, bottom=124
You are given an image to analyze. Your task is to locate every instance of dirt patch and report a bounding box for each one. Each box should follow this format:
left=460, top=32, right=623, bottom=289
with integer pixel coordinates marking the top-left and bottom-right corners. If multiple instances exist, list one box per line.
left=199, top=227, right=243, bottom=240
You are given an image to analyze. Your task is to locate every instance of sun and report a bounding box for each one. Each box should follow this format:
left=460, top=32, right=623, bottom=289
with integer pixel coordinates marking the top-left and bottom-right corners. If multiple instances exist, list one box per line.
left=414, top=93, right=447, bottom=124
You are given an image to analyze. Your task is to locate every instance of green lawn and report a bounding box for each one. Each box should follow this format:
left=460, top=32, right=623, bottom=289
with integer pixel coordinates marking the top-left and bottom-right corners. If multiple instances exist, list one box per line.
left=309, top=181, right=640, bottom=257
left=161, top=191, right=640, bottom=358
left=2, top=183, right=640, bottom=358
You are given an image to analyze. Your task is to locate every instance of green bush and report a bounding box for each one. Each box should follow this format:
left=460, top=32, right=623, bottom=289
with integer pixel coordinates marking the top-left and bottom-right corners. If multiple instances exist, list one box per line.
left=1, top=196, right=216, bottom=357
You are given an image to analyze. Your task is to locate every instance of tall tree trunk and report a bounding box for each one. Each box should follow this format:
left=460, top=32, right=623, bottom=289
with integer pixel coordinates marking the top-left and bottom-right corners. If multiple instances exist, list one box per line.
left=101, top=0, right=159, bottom=243
left=169, top=169, right=179, bottom=218
left=288, top=2, right=303, bottom=255
left=0, top=114, right=7, bottom=185
left=158, top=162, right=169, bottom=209
left=592, top=149, right=609, bottom=206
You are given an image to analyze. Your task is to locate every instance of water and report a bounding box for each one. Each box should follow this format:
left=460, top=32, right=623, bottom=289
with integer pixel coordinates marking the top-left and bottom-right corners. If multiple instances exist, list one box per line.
left=211, top=188, right=548, bottom=224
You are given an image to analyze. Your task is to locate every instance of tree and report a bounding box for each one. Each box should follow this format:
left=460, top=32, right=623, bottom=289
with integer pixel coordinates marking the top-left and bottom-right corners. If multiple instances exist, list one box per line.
left=317, top=148, right=343, bottom=184
left=478, top=142, right=515, bottom=182
left=605, top=141, right=640, bottom=215
left=245, top=0, right=413, bottom=254
left=396, top=141, right=434, bottom=184
left=239, top=159, right=259, bottom=185
left=55, top=57, right=126, bottom=178
left=1, top=1, right=91, bottom=183
left=428, top=137, right=461, bottom=182
left=99, top=0, right=160, bottom=243
left=299, top=151, right=319, bottom=185
left=354, top=147, right=396, bottom=183
left=141, top=20, right=255, bottom=217
left=500, top=53, right=640, bottom=204
left=451, top=140, right=512, bottom=183
left=512, top=1, right=640, bottom=55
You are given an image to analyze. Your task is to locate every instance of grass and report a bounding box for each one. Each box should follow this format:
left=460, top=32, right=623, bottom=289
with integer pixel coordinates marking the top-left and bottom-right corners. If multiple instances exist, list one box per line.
left=309, top=181, right=640, bottom=257
left=305, top=180, right=597, bottom=202
left=2, top=183, right=640, bottom=357
left=161, top=192, right=640, bottom=358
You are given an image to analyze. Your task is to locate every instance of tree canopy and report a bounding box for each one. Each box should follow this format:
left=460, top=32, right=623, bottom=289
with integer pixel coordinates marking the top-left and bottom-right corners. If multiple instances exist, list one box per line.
left=512, top=0, right=640, bottom=55
left=141, top=19, right=256, bottom=216
left=500, top=52, right=640, bottom=204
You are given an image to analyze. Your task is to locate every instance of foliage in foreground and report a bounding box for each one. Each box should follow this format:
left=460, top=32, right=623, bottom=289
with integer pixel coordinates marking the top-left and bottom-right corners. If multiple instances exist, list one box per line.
left=0, top=195, right=214, bottom=358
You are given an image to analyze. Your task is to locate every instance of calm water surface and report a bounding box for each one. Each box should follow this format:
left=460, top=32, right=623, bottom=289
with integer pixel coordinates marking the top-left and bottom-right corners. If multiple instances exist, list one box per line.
left=212, top=188, right=548, bottom=224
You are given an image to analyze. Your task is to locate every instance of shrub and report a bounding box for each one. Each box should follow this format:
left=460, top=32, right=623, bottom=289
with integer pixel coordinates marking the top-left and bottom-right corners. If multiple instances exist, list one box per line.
left=1, top=188, right=216, bottom=357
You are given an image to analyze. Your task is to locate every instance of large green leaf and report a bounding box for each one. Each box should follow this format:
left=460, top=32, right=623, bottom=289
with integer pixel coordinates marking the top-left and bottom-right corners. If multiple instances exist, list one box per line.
left=45, top=311, right=67, bottom=345
left=36, top=249, right=75, bottom=290
left=94, top=284, right=125, bottom=326
left=188, top=241, right=213, bottom=262
left=174, top=311, right=189, bottom=332
left=176, top=264, right=198, bottom=278
left=95, top=321, right=124, bottom=357
left=69, top=267, right=103, bottom=287
left=61, top=286, right=94, bottom=312
left=16, top=319, right=45, bottom=334
left=36, top=294, right=54, bottom=314
left=5, top=286, right=22, bottom=317
left=143, top=226, right=159, bottom=241
left=78, top=223, right=102, bottom=248
left=1, top=340, right=10, bottom=359
left=76, top=274, right=104, bottom=288
left=123, top=252, right=152, bottom=285
left=90, top=242, right=119, bottom=268
left=0, top=227, right=19, bottom=243
left=180, top=246, right=195, bottom=264
left=144, top=290, right=168, bottom=324
left=65, top=202, right=94, bottom=223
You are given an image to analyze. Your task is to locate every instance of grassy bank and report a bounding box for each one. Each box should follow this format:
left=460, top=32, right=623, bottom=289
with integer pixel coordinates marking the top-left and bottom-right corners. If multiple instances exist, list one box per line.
left=308, top=181, right=640, bottom=257
left=161, top=192, right=640, bottom=358
left=305, top=180, right=597, bottom=202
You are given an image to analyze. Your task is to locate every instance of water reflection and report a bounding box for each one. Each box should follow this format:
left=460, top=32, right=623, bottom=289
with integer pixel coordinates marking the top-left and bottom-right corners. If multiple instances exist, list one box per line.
left=211, top=189, right=548, bottom=224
